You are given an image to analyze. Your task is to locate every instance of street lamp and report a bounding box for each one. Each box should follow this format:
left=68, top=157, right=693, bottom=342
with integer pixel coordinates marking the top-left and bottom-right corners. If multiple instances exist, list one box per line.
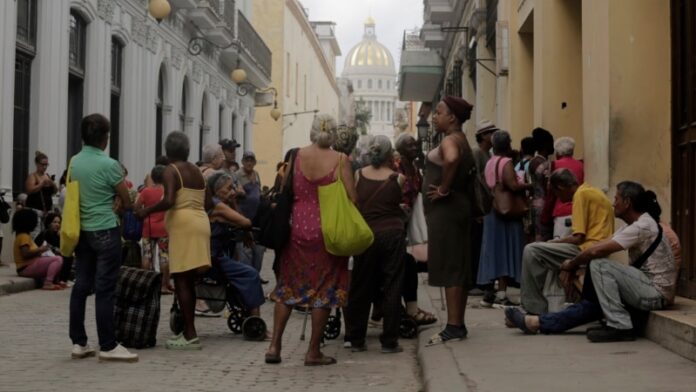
left=148, top=0, right=171, bottom=22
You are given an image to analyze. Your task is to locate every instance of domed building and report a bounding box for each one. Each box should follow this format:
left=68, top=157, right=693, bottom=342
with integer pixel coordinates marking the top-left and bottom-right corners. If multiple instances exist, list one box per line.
left=342, top=17, right=398, bottom=139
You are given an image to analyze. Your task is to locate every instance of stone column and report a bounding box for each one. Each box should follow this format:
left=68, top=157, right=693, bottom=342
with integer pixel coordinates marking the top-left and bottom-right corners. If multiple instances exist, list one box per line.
left=234, top=108, right=245, bottom=159
left=0, top=0, right=17, bottom=191
left=31, top=0, right=70, bottom=171
left=84, top=18, right=111, bottom=116
left=220, top=105, right=232, bottom=140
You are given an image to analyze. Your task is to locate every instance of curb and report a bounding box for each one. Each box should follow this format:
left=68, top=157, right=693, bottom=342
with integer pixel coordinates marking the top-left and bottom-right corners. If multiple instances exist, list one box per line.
left=0, top=276, right=37, bottom=296
left=416, top=282, right=470, bottom=392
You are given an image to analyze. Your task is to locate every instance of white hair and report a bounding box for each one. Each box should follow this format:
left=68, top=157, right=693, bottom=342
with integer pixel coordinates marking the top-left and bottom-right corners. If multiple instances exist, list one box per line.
left=367, top=135, right=394, bottom=168
left=554, top=137, right=575, bottom=157
left=394, top=133, right=415, bottom=153
left=309, top=114, right=338, bottom=148
left=201, top=144, right=223, bottom=164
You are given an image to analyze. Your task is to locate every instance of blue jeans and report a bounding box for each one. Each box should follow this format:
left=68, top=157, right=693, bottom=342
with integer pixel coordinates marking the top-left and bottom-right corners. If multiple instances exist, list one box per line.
left=538, top=300, right=604, bottom=334
left=69, top=228, right=121, bottom=351
left=213, top=256, right=265, bottom=310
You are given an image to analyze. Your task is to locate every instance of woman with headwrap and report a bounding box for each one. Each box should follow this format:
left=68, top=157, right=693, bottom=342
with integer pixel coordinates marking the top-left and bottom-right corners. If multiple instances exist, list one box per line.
left=423, top=96, right=477, bottom=345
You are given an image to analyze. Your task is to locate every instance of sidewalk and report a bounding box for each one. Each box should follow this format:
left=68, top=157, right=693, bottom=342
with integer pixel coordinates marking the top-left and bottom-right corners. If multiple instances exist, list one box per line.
left=416, top=276, right=696, bottom=392
left=0, top=264, right=36, bottom=296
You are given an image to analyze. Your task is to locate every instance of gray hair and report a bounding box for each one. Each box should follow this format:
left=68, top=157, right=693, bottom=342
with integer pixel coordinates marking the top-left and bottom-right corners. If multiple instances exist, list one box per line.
left=616, top=181, right=645, bottom=204
left=549, top=168, right=579, bottom=189
left=554, top=137, right=575, bottom=157
left=206, top=172, right=233, bottom=196
left=367, top=135, right=394, bottom=168
left=165, top=131, right=190, bottom=161
left=394, top=133, right=415, bottom=154
left=491, top=130, right=512, bottom=155
left=201, top=144, right=223, bottom=164
left=309, top=114, right=338, bottom=148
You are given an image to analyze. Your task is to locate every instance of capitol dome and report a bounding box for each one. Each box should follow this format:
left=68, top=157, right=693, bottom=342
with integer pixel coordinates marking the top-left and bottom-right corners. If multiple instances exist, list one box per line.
left=343, top=18, right=396, bottom=75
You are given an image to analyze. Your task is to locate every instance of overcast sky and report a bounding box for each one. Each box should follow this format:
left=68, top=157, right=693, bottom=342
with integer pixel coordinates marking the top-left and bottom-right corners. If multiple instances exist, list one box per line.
left=299, top=0, right=424, bottom=75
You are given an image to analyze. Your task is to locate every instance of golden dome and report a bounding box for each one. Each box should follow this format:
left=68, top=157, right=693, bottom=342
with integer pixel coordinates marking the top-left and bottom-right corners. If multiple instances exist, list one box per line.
left=366, top=16, right=375, bottom=25
left=347, top=40, right=392, bottom=67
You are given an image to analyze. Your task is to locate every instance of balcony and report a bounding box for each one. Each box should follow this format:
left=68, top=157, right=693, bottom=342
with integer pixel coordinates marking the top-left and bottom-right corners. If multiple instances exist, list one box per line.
left=219, top=10, right=272, bottom=87
left=201, top=0, right=234, bottom=46
left=188, top=0, right=222, bottom=31
left=169, top=0, right=197, bottom=8
left=425, top=0, right=456, bottom=24
left=398, top=31, right=443, bottom=102
left=420, top=23, right=446, bottom=49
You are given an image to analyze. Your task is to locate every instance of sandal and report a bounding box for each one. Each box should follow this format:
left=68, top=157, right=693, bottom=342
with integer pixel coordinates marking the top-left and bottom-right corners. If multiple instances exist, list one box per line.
left=426, top=325, right=468, bottom=346
left=42, top=284, right=64, bottom=291
left=412, top=309, right=437, bottom=326
left=165, top=335, right=202, bottom=350
left=304, top=355, right=337, bottom=366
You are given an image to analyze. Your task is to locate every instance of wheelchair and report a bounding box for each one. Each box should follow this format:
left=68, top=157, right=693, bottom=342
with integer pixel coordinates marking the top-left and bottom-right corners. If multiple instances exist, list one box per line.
left=169, top=272, right=267, bottom=342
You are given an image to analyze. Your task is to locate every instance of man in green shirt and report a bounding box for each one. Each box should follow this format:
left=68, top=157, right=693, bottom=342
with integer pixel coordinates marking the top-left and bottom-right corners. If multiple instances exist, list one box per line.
left=68, top=114, right=138, bottom=362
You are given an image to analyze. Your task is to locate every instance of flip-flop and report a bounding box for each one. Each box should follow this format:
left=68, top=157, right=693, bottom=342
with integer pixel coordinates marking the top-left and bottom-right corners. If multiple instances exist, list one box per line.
left=265, top=353, right=281, bottom=364
left=304, top=355, right=337, bottom=366
left=412, top=309, right=438, bottom=326
left=426, top=326, right=467, bottom=346
left=504, top=307, right=537, bottom=335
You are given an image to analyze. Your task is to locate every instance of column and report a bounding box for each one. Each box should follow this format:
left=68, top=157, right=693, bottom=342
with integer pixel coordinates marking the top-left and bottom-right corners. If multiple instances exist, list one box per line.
left=84, top=18, right=111, bottom=116
left=31, top=0, right=70, bottom=171
left=0, top=0, right=17, bottom=191
left=234, top=108, right=245, bottom=159
left=120, top=42, right=142, bottom=179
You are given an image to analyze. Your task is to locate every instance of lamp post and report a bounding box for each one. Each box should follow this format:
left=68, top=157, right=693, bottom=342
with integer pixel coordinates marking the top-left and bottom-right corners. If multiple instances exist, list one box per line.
left=416, top=117, right=430, bottom=153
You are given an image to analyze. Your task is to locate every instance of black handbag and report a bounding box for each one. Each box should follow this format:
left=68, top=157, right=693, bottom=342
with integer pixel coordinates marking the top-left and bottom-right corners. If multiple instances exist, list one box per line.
left=258, top=149, right=298, bottom=250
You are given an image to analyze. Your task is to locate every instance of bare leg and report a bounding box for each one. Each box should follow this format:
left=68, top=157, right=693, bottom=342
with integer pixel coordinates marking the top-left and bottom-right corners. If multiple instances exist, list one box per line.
left=445, top=286, right=467, bottom=327
left=160, top=263, right=173, bottom=292
left=266, top=302, right=292, bottom=357
left=173, top=271, right=198, bottom=340
left=306, top=307, right=330, bottom=361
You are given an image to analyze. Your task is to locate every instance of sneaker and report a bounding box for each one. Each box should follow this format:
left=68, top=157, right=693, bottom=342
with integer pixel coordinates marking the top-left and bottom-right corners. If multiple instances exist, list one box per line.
left=195, top=308, right=222, bottom=318
left=479, top=291, right=496, bottom=308
left=98, top=344, right=139, bottom=362
left=343, top=341, right=352, bottom=349
left=586, top=326, right=636, bottom=343
left=71, top=344, right=96, bottom=359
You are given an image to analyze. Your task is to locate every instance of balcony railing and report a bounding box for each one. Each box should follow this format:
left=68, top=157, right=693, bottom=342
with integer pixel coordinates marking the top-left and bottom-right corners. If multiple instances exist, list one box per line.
left=237, top=10, right=272, bottom=79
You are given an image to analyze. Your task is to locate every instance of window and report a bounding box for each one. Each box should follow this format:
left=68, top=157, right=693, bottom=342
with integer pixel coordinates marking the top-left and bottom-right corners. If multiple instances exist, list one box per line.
left=69, top=12, right=86, bottom=76
left=378, top=79, right=382, bottom=89
left=110, top=38, right=124, bottom=160
left=367, top=79, right=373, bottom=89
left=387, top=80, right=391, bottom=90
left=180, top=78, right=188, bottom=132
left=199, top=96, right=207, bottom=160
left=13, top=0, right=37, bottom=195
left=357, top=79, right=362, bottom=89
left=67, top=11, right=87, bottom=159
left=156, top=66, right=164, bottom=157
left=16, top=0, right=37, bottom=53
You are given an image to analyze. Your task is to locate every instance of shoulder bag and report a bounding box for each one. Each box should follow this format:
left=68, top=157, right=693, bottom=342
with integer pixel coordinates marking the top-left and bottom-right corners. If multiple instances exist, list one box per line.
left=258, top=149, right=298, bottom=251
left=492, top=157, right=529, bottom=219
left=60, top=158, right=80, bottom=256
left=318, top=156, right=374, bottom=256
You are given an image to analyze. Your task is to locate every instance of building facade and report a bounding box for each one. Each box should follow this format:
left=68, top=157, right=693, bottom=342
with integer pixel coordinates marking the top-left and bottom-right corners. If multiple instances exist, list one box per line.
left=251, top=0, right=341, bottom=182
left=0, top=0, right=271, bottom=198
left=400, top=0, right=696, bottom=298
left=342, top=18, right=399, bottom=140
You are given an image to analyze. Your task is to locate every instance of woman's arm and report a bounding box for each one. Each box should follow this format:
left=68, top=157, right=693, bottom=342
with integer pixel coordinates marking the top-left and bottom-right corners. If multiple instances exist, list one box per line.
left=426, top=136, right=459, bottom=201
left=20, top=243, right=49, bottom=260
left=340, top=154, right=358, bottom=203
left=25, top=174, right=41, bottom=194
left=501, top=161, right=531, bottom=192
left=211, top=202, right=252, bottom=228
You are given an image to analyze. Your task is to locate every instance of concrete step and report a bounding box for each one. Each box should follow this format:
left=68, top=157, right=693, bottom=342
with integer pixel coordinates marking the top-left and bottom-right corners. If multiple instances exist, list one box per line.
left=645, top=296, right=696, bottom=362
left=0, top=266, right=37, bottom=296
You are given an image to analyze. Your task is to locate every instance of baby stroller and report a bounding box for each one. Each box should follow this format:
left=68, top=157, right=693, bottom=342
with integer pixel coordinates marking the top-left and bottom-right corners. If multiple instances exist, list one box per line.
left=169, top=270, right=267, bottom=341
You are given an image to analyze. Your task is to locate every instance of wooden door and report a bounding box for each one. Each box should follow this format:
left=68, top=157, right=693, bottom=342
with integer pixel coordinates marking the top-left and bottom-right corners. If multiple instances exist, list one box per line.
left=672, top=0, right=696, bottom=298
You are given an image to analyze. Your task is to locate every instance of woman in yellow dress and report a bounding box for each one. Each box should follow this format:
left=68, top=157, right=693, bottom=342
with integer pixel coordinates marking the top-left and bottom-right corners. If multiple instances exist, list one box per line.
left=138, top=131, right=211, bottom=350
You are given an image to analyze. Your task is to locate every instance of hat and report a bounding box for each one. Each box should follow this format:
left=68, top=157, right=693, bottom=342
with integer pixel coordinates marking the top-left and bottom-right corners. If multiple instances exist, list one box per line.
left=442, top=96, right=473, bottom=123
left=219, top=138, right=241, bottom=151
left=242, top=151, right=256, bottom=161
left=475, top=120, right=499, bottom=136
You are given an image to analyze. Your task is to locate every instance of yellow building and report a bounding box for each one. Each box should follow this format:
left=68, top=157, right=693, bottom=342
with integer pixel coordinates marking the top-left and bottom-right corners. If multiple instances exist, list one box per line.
left=400, top=0, right=695, bottom=299
left=251, top=0, right=341, bottom=183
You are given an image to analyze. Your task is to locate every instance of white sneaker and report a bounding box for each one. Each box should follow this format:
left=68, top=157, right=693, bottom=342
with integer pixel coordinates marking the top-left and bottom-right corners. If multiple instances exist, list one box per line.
left=71, top=344, right=96, bottom=359
left=98, top=344, right=139, bottom=363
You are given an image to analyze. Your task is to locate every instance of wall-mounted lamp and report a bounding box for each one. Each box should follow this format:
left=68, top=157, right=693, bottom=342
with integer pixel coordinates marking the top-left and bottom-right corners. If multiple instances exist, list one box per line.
left=148, top=0, right=171, bottom=23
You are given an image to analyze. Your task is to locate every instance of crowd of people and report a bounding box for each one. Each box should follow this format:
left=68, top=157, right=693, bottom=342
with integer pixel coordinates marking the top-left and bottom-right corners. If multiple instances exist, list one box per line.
left=0, top=101, right=682, bottom=364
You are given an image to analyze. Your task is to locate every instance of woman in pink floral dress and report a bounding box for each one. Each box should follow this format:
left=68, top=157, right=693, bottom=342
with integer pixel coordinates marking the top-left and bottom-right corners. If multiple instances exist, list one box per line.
left=266, top=114, right=356, bottom=366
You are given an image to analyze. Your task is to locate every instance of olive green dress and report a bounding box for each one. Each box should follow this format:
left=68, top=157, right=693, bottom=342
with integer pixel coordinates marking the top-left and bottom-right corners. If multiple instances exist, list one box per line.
left=423, top=139, right=476, bottom=288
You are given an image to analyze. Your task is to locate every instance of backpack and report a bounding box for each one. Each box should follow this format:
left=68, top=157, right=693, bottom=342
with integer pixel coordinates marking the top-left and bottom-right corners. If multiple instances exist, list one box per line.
left=122, top=210, right=143, bottom=241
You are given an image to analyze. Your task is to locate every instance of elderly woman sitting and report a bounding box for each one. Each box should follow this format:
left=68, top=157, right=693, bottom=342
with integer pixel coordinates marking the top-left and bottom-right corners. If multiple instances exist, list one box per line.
left=206, top=172, right=265, bottom=316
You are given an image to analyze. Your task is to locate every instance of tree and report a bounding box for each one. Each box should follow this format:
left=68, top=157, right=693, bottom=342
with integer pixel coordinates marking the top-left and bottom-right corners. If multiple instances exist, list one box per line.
left=354, top=98, right=372, bottom=136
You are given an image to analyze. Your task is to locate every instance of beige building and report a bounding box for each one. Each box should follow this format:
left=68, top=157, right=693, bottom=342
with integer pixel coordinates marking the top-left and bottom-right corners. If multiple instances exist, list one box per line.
left=400, top=0, right=695, bottom=299
left=251, top=0, right=341, bottom=183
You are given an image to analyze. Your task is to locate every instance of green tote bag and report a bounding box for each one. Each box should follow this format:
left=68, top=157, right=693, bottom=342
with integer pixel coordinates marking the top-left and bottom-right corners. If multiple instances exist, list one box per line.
left=318, top=157, right=374, bottom=256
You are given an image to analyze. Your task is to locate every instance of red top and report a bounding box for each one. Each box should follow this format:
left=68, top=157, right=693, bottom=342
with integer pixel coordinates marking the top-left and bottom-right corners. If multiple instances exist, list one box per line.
left=553, top=156, right=585, bottom=217
left=139, top=186, right=167, bottom=238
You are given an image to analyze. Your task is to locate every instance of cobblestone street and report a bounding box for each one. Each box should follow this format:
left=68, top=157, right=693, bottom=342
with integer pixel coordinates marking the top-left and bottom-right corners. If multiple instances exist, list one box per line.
left=0, top=258, right=421, bottom=392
